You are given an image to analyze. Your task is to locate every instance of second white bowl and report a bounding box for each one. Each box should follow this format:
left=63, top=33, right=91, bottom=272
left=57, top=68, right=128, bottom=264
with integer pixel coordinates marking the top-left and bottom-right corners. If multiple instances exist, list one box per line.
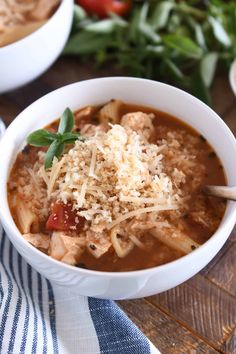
left=0, top=0, right=74, bottom=94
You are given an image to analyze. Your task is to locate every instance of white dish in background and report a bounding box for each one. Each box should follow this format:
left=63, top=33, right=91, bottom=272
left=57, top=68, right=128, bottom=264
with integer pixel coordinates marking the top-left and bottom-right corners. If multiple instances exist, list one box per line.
left=0, top=77, right=236, bottom=300
left=229, top=59, right=236, bottom=96
left=0, top=0, right=73, bottom=94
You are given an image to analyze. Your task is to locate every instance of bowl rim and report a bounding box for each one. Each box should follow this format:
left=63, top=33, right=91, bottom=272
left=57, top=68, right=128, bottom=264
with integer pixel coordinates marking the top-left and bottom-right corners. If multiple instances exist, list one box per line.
left=1, top=76, right=236, bottom=279
left=229, top=59, right=236, bottom=97
left=0, top=0, right=69, bottom=52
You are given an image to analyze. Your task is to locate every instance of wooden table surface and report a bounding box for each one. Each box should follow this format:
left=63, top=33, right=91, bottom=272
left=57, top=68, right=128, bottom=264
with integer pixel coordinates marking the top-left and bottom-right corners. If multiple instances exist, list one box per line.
left=1, top=58, right=236, bottom=354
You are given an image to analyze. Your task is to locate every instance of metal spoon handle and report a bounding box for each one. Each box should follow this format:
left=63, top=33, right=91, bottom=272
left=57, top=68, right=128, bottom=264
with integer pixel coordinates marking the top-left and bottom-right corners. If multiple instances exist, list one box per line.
left=203, top=185, right=236, bottom=201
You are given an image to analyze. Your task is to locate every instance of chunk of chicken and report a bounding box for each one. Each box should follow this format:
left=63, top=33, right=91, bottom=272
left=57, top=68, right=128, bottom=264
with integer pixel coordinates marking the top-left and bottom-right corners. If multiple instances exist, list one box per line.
left=49, top=232, right=85, bottom=265
left=121, top=112, right=155, bottom=141
left=98, top=100, right=122, bottom=124
left=80, top=123, right=108, bottom=137
left=86, top=230, right=111, bottom=258
left=23, top=233, right=50, bottom=251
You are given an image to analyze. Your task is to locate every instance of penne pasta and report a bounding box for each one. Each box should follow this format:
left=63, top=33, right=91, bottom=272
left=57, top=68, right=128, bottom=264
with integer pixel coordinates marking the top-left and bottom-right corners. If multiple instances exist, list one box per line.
left=111, top=227, right=134, bottom=258
left=150, top=228, right=200, bottom=255
left=15, top=199, right=39, bottom=234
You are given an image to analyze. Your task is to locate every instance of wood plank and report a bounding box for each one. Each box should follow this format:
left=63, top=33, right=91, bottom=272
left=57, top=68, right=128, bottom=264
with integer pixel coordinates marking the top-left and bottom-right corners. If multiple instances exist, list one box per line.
left=147, top=274, right=236, bottom=350
left=41, top=57, right=124, bottom=89
left=119, top=299, right=220, bottom=354
left=203, top=242, right=236, bottom=298
left=201, top=235, right=234, bottom=276
left=229, top=227, right=236, bottom=243
left=220, top=328, right=236, bottom=354
left=5, top=80, right=52, bottom=109
left=222, top=105, right=236, bottom=136
left=2, top=58, right=124, bottom=115
left=0, top=95, right=22, bottom=125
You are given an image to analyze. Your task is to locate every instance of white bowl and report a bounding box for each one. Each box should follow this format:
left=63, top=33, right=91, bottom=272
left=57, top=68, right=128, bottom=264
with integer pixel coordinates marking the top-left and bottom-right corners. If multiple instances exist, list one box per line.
left=0, top=0, right=73, bottom=94
left=0, top=77, right=236, bottom=300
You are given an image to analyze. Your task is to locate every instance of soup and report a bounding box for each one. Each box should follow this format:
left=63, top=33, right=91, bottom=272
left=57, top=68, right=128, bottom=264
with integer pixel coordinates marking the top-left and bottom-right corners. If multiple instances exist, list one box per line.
left=0, top=0, right=60, bottom=47
left=8, top=100, right=226, bottom=272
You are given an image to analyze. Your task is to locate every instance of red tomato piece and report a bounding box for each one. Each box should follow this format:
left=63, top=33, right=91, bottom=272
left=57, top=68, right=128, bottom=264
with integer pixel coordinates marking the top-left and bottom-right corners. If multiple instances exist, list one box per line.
left=77, top=0, right=132, bottom=18
left=46, top=203, right=85, bottom=232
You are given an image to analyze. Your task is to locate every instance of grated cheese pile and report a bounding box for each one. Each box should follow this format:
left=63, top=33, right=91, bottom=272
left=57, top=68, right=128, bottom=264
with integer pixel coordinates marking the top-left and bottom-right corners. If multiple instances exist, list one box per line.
left=40, top=112, right=184, bottom=233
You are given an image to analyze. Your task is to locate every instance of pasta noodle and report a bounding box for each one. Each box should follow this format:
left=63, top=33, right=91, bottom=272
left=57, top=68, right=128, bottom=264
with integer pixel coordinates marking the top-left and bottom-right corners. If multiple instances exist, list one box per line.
left=15, top=199, right=38, bottom=234
left=150, top=228, right=200, bottom=254
left=110, top=227, right=134, bottom=258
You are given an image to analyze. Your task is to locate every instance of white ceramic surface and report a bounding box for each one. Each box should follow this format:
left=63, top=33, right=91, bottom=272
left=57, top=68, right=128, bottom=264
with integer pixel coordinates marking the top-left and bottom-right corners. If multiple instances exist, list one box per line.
left=0, top=77, right=236, bottom=300
left=229, top=59, right=236, bottom=96
left=0, top=0, right=73, bottom=94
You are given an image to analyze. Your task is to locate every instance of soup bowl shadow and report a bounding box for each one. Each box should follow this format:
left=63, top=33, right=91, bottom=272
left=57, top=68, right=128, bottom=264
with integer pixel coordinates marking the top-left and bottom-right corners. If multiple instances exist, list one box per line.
left=0, top=0, right=73, bottom=94
left=0, top=77, right=236, bottom=300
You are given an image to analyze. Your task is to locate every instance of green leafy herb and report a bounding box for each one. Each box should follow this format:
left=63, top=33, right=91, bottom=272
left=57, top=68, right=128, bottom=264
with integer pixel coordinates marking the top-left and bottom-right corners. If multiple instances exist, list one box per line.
left=44, top=140, right=65, bottom=170
left=150, top=1, right=174, bottom=31
left=27, top=108, right=84, bottom=169
left=64, top=1, right=236, bottom=105
left=58, top=107, right=75, bottom=134
left=27, top=130, right=57, bottom=147
left=200, top=52, right=218, bottom=87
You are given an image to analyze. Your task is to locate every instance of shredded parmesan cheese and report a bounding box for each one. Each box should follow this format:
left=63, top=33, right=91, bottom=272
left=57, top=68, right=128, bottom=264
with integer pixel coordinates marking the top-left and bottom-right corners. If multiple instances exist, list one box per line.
left=77, top=179, right=88, bottom=209
left=41, top=117, right=183, bottom=234
left=106, top=205, right=178, bottom=230
left=88, top=145, right=97, bottom=177
left=119, top=196, right=169, bottom=204
left=47, top=157, right=65, bottom=198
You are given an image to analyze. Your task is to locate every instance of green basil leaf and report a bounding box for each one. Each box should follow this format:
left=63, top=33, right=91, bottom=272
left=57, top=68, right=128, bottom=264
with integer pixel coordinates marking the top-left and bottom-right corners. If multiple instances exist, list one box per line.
left=58, top=108, right=74, bottom=134
left=140, top=2, right=149, bottom=23
left=150, top=1, right=174, bottom=31
left=139, top=22, right=161, bottom=43
left=177, top=3, right=206, bottom=20
left=163, top=34, right=203, bottom=59
left=85, top=19, right=117, bottom=34
left=44, top=140, right=64, bottom=169
left=129, top=7, right=142, bottom=41
left=74, top=4, right=87, bottom=22
left=145, top=45, right=165, bottom=55
left=27, top=129, right=56, bottom=147
left=208, top=16, right=231, bottom=47
left=200, top=52, right=218, bottom=87
left=107, top=13, right=128, bottom=27
left=165, top=58, right=184, bottom=79
left=61, top=132, right=84, bottom=143
left=187, top=17, right=207, bottom=50
left=64, top=32, right=112, bottom=55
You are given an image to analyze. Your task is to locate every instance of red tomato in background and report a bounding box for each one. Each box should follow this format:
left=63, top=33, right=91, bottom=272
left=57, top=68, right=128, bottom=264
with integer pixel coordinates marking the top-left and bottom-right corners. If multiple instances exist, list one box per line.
left=77, top=0, right=132, bottom=18
left=46, top=203, right=85, bottom=232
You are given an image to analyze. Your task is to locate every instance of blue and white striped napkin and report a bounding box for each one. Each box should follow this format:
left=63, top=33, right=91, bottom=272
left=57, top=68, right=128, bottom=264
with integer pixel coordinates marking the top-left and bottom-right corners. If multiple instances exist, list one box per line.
left=0, top=121, right=160, bottom=354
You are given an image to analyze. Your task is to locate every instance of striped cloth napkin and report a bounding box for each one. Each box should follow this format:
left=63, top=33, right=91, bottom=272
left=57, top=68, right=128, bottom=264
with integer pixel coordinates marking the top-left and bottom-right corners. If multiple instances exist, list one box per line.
left=0, top=121, right=160, bottom=354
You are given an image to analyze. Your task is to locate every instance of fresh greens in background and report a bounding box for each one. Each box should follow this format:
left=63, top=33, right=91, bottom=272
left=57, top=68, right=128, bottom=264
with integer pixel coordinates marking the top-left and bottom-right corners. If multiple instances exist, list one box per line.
left=64, top=0, right=236, bottom=105
left=27, top=108, right=84, bottom=169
